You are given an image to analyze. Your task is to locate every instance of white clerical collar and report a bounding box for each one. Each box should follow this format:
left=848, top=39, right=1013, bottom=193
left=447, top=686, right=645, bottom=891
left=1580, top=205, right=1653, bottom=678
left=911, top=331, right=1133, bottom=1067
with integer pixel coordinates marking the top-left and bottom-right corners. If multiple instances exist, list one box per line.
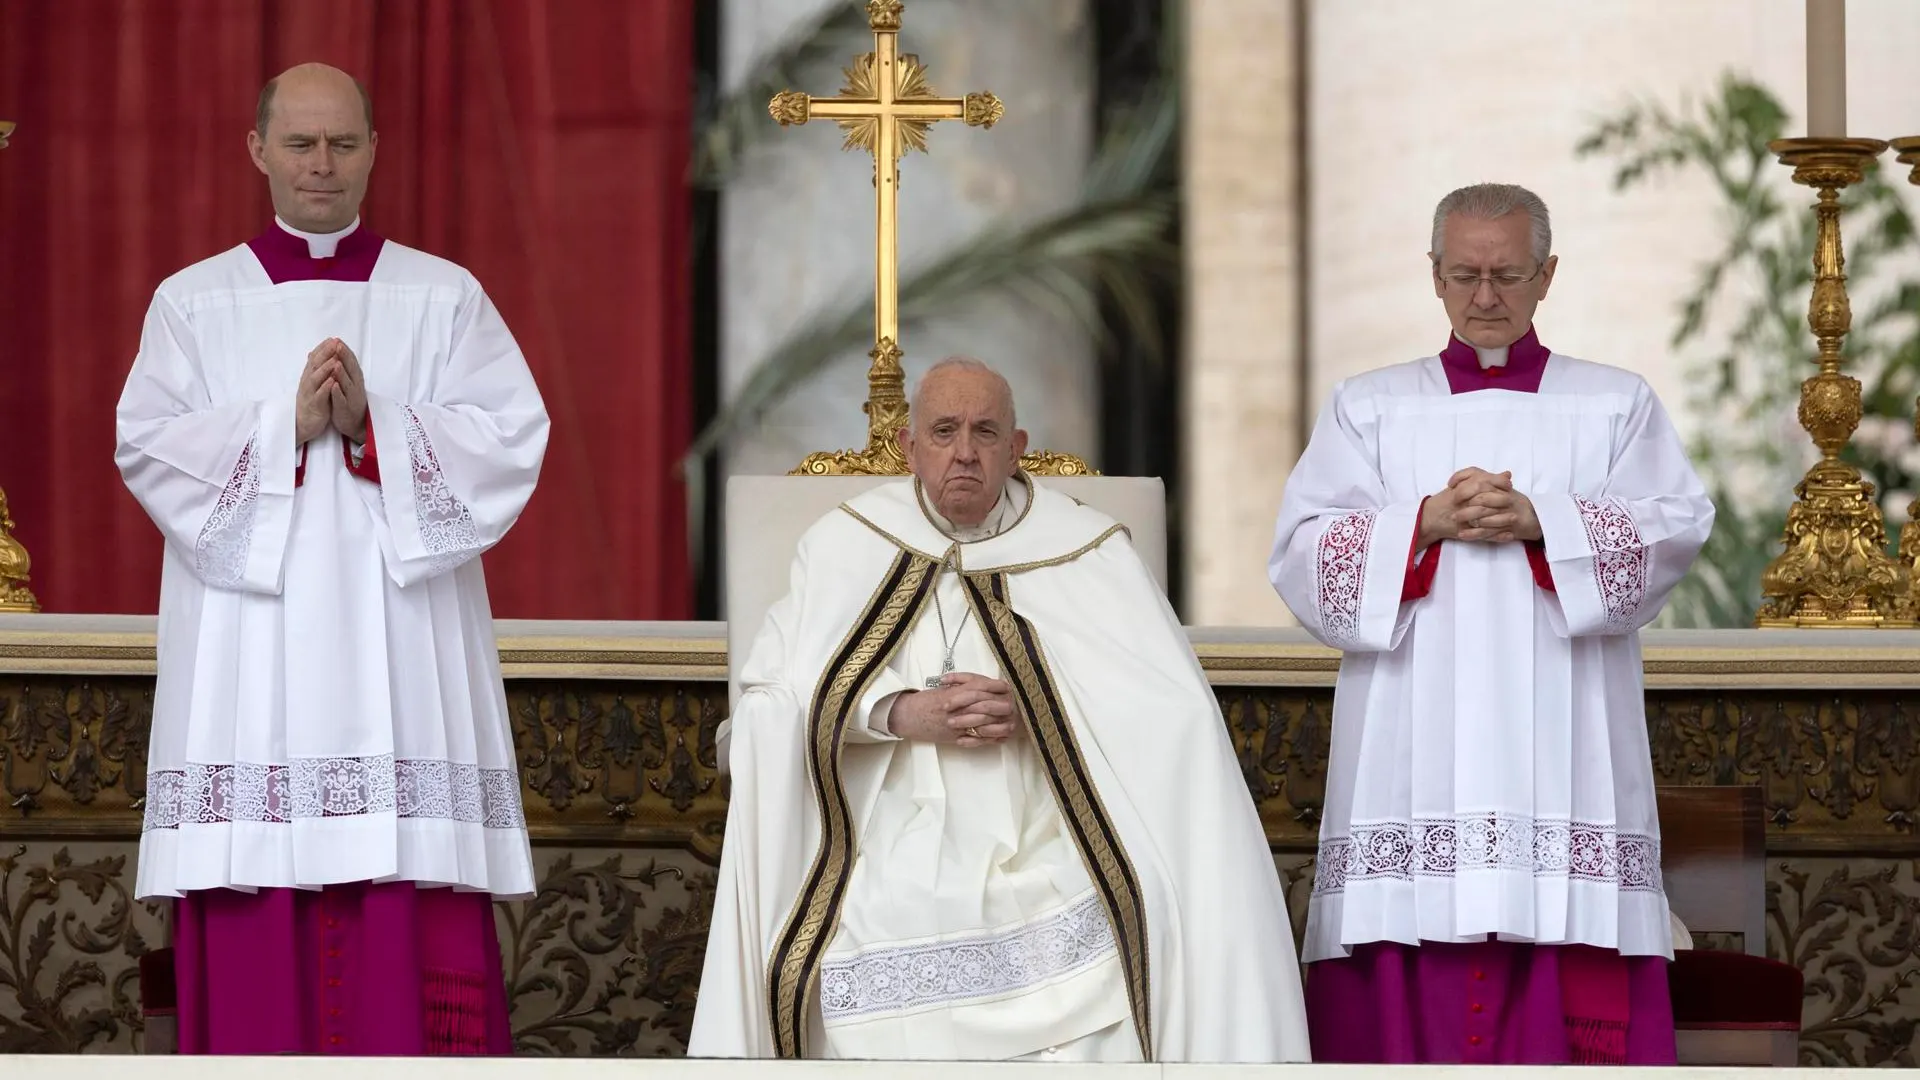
left=1454, top=333, right=1509, bottom=370
left=921, top=476, right=1029, bottom=543
left=276, top=216, right=360, bottom=258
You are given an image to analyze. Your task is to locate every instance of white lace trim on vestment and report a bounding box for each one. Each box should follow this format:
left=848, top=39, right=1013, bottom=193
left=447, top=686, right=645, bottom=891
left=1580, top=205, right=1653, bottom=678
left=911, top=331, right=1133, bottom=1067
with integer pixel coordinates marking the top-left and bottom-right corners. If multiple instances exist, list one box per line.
left=819, top=891, right=1117, bottom=1023
left=194, top=433, right=261, bottom=587
left=1314, top=508, right=1377, bottom=646
left=1313, top=814, right=1662, bottom=895
left=143, top=754, right=526, bottom=832
left=402, top=407, right=480, bottom=571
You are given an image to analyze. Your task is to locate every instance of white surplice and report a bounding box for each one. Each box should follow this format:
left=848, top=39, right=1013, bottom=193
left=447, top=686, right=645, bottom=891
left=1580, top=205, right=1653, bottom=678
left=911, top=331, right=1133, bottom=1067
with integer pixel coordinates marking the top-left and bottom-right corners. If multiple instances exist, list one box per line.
left=1269, top=351, right=1713, bottom=963
left=117, top=221, right=548, bottom=901
left=691, top=477, right=1308, bottom=1063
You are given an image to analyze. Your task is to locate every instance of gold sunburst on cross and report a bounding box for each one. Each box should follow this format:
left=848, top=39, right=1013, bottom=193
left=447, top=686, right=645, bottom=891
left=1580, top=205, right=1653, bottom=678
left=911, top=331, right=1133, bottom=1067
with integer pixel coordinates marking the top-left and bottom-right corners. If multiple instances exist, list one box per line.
left=769, top=1, right=1091, bottom=478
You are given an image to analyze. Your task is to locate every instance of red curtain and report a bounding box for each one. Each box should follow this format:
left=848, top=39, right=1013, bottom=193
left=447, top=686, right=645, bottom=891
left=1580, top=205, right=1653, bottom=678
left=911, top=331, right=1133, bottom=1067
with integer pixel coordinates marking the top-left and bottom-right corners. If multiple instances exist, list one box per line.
left=0, top=0, right=692, bottom=619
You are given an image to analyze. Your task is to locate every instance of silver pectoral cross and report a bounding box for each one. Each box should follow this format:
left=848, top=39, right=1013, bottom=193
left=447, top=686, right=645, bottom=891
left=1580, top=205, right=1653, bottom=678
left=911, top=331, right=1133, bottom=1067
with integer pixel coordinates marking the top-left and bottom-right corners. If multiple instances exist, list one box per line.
left=925, top=653, right=956, bottom=690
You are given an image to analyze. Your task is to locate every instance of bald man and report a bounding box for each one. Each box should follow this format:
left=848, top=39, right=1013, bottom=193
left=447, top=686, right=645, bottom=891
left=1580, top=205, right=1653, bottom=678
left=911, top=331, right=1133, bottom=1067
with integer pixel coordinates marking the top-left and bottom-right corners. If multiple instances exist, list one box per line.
left=689, top=359, right=1309, bottom=1063
left=115, top=64, right=547, bottom=1055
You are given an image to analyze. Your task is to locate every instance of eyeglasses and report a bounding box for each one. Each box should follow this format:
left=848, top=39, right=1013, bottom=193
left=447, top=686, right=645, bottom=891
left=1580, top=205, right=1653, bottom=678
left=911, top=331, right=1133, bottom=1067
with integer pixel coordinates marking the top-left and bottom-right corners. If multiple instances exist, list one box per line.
left=1435, top=264, right=1546, bottom=294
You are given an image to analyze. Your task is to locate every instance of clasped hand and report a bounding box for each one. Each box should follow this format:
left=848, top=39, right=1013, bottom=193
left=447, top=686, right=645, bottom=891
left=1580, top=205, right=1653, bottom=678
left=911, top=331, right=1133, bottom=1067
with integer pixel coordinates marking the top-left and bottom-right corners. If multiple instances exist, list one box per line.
left=295, top=338, right=369, bottom=445
left=888, top=672, right=1021, bottom=749
left=1418, top=467, right=1542, bottom=547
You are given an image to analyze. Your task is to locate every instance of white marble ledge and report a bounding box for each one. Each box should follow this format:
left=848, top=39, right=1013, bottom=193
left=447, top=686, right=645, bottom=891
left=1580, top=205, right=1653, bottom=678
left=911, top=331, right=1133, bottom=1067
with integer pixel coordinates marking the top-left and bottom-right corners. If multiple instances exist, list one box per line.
left=3, top=614, right=1919, bottom=688
left=0, top=1058, right=1886, bottom=1080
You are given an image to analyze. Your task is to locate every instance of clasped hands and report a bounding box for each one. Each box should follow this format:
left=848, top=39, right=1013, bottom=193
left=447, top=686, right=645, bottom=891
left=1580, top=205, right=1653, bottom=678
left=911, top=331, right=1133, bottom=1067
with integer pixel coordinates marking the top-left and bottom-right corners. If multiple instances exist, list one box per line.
left=295, top=338, right=369, bottom=445
left=1417, top=467, right=1542, bottom=549
left=888, top=672, right=1021, bottom=749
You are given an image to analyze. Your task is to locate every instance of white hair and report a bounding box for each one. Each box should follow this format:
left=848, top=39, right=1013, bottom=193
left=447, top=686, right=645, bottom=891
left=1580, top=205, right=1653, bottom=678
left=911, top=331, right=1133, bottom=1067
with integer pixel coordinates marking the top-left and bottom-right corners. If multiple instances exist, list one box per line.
left=1430, top=183, right=1552, bottom=267
left=910, top=356, right=1017, bottom=432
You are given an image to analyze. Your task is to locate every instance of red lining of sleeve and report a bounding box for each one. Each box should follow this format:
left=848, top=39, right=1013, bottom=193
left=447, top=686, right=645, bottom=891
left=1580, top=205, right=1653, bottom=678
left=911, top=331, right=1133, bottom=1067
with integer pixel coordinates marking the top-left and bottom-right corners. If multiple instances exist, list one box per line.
left=1526, top=540, right=1556, bottom=592
left=1402, top=496, right=1442, bottom=601
left=342, top=410, right=380, bottom=484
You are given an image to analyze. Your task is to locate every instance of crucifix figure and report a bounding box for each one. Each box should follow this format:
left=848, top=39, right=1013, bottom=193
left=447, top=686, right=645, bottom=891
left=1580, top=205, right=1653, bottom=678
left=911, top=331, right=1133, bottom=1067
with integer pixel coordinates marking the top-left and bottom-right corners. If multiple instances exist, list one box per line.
left=769, top=0, right=1003, bottom=476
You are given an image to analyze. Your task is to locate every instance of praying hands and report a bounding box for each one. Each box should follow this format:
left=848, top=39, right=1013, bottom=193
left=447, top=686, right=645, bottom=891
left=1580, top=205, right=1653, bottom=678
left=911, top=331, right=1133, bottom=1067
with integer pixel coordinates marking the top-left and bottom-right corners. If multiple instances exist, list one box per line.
left=1418, top=466, right=1542, bottom=547
left=294, top=338, right=369, bottom=445
left=887, top=672, right=1021, bottom=748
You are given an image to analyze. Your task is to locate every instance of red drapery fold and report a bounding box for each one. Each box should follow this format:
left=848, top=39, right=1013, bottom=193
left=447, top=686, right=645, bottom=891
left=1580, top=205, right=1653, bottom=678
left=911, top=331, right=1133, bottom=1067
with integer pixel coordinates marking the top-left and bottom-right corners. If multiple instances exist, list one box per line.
left=0, top=0, right=692, bottom=618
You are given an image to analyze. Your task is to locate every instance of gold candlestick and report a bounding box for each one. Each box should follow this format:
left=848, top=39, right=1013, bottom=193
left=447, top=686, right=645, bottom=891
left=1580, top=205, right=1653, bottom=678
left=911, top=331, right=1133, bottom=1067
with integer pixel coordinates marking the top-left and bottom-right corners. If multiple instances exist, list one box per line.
left=0, top=120, right=37, bottom=613
left=1887, top=136, right=1920, bottom=619
left=1755, top=137, right=1907, bottom=627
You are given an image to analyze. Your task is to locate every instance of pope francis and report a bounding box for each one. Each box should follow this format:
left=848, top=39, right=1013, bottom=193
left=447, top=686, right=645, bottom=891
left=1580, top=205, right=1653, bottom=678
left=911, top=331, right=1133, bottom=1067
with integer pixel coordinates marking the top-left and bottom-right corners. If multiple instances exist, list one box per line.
left=689, top=358, right=1309, bottom=1063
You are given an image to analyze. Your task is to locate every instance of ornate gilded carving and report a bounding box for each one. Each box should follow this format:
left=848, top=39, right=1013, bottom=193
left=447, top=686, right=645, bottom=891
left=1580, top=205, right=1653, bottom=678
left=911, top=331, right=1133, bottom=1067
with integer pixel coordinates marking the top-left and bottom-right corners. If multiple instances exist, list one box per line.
left=0, top=488, right=39, bottom=613
left=509, top=682, right=728, bottom=857
left=793, top=338, right=911, bottom=476
left=767, top=91, right=809, bottom=128
left=770, top=4, right=1093, bottom=479
left=500, top=851, right=715, bottom=1055
left=1883, top=139, right=1920, bottom=621
left=16, top=673, right=1920, bottom=851
left=1778, top=858, right=1920, bottom=1066
left=18, top=668, right=1920, bottom=1060
left=0, top=120, right=13, bottom=149
left=1755, top=138, right=1907, bottom=627
left=0, top=679, right=151, bottom=828
left=864, top=0, right=904, bottom=32
left=963, top=92, right=1005, bottom=129
left=0, top=844, right=161, bottom=1053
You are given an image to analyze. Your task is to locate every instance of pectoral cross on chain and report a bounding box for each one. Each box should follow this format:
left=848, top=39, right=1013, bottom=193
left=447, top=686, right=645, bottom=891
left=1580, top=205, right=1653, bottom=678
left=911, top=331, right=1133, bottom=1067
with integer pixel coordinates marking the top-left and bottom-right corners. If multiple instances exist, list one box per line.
left=924, top=548, right=968, bottom=689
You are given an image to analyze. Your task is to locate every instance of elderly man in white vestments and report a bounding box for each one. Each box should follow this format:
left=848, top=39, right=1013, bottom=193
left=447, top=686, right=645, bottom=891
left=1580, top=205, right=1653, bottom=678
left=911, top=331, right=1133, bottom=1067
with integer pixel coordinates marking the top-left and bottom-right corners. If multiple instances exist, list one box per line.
left=1270, top=183, right=1714, bottom=1065
left=690, top=359, right=1309, bottom=1062
left=114, top=63, right=546, bottom=1055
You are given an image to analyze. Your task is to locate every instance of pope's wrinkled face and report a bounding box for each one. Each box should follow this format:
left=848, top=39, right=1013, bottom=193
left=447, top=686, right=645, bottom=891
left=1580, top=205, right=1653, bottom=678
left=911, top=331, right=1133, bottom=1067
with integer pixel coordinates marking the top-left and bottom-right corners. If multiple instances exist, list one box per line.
left=247, top=68, right=376, bottom=234
left=1431, top=210, right=1556, bottom=349
left=898, top=368, right=1028, bottom=528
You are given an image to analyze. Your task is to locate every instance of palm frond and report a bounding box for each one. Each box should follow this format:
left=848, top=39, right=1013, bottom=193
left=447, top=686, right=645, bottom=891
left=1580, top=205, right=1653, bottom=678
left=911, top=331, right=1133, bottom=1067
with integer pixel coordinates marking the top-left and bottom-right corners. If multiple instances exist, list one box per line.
left=692, top=1, right=871, bottom=190
left=681, top=192, right=1178, bottom=464
left=683, top=9, right=1183, bottom=469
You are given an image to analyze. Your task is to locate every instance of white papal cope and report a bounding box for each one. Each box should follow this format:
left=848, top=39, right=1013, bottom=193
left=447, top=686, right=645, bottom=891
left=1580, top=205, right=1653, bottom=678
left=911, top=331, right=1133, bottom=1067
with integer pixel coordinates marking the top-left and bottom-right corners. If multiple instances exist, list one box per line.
left=691, top=477, right=1308, bottom=1062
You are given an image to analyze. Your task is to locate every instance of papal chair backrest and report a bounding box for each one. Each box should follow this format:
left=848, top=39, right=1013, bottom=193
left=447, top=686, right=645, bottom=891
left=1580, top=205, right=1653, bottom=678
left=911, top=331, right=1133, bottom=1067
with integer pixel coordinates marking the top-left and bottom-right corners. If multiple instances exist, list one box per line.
left=722, top=473, right=1168, bottom=702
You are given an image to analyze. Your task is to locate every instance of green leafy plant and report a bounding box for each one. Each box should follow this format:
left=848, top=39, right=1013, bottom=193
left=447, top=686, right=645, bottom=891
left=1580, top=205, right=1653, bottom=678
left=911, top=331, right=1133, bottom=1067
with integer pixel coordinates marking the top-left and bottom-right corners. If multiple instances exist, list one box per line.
left=1578, top=74, right=1920, bottom=627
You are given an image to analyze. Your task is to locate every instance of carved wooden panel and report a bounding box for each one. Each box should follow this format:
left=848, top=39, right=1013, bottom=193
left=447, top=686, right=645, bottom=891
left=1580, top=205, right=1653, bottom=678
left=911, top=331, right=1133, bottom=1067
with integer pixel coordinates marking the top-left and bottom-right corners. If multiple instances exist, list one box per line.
left=11, top=674, right=1920, bottom=1061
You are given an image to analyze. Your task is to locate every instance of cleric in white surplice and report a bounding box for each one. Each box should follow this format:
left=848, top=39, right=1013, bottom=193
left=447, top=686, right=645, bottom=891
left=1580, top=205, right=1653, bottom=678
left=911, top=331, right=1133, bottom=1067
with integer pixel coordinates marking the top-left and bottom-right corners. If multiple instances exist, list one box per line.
left=691, top=359, right=1309, bottom=1063
left=114, top=63, right=545, bottom=1055
left=1269, top=183, right=1714, bottom=1065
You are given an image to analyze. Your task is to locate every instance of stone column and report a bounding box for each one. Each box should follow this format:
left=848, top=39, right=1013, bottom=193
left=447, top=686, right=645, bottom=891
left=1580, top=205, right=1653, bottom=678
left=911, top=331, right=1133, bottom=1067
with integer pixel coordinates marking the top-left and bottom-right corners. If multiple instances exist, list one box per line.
left=719, top=0, right=1097, bottom=479
left=1181, top=0, right=1305, bottom=625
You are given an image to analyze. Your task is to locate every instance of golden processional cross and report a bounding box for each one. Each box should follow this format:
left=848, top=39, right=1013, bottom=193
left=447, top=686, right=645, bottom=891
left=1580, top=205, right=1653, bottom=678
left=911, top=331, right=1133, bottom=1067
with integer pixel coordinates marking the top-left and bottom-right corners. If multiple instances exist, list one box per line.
left=0, top=118, right=40, bottom=612
left=771, top=0, right=1090, bottom=477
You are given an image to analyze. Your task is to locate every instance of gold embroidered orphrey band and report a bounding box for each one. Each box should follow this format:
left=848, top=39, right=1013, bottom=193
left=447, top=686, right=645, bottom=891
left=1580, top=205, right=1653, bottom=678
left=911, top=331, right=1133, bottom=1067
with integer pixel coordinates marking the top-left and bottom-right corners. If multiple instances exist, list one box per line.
left=962, top=569, right=1153, bottom=1060
left=764, top=532, right=1153, bottom=1060
left=768, top=550, right=936, bottom=1058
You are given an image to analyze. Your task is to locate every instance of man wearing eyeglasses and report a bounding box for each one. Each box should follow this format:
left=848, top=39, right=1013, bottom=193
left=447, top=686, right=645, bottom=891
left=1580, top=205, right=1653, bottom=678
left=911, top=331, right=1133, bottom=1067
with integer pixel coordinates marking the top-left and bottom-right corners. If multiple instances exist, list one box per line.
left=1268, top=183, right=1715, bottom=1065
